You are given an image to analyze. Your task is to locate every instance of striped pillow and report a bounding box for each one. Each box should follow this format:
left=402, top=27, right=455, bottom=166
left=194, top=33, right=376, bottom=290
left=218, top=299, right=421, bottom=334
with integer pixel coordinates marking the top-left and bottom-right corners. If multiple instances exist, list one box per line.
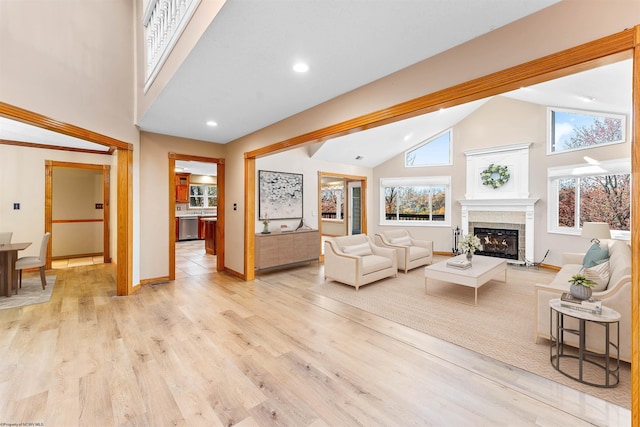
left=583, top=260, right=610, bottom=291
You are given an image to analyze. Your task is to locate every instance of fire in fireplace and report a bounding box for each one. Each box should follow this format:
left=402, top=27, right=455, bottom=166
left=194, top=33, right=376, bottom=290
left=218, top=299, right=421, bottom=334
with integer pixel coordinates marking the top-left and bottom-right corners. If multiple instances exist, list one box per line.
left=473, top=227, right=519, bottom=260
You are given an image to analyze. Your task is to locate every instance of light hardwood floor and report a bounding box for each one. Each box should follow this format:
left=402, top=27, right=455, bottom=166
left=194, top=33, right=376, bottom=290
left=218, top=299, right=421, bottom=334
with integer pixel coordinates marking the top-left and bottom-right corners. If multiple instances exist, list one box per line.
left=0, top=259, right=630, bottom=426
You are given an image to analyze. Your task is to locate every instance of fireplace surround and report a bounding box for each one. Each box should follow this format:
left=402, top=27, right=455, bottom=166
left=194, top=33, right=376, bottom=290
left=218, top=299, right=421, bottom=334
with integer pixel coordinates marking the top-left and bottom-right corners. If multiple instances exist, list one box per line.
left=460, top=143, right=538, bottom=264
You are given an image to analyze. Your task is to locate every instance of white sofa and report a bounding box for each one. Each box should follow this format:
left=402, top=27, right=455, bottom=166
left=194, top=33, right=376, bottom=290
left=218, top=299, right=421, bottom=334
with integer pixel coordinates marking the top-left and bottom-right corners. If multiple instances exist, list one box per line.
left=324, top=234, right=397, bottom=290
left=534, top=239, right=632, bottom=362
left=374, top=229, right=433, bottom=273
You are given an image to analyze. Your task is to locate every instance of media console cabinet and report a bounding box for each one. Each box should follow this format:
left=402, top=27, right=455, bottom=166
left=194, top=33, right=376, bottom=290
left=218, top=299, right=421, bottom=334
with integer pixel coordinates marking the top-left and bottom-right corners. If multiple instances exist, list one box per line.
left=255, top=229, right=320, bottom=272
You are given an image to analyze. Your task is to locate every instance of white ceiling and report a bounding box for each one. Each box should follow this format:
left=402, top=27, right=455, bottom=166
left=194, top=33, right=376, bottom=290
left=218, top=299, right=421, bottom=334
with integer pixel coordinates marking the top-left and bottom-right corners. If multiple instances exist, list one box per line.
left=137, top=0, right=560, bottom=144
left=4, top=0, right=632, bottom=169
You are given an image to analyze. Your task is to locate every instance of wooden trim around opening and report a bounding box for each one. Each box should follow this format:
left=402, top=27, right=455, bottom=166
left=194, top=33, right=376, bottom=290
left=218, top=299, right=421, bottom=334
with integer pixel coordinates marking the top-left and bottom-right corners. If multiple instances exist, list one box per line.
left=45, top=161, right=111, bottom=271
left=168, top=152, right=225, bottom=281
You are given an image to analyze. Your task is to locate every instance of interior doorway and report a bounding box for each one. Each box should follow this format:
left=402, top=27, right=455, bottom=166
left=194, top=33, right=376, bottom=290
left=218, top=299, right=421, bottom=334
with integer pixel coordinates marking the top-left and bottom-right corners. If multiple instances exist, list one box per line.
left=45, top=161, right=111, bottom=270
left=168, top=153, right=225, bottom=280
left=318, top=172, right=367, bottom=255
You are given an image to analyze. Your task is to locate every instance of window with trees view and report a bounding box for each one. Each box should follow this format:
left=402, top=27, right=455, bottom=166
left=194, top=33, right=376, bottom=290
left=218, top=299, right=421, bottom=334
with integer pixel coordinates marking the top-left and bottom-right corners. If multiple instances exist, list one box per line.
left=548, top=107, right=625, bottom=154
left=549, top=159, right=630, bottom=236
left=405, top=129, right=452, bottom=167
left=380, top=177, right=450, bottom=226
left=189, top=184, right=217, bottom=208
left=321, top=183, right=344, bottom=220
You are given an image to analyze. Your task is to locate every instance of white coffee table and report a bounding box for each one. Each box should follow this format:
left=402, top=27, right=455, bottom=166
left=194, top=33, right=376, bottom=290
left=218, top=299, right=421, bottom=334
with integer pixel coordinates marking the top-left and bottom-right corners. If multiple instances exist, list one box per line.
left=424, top=254, right=507, bottom=306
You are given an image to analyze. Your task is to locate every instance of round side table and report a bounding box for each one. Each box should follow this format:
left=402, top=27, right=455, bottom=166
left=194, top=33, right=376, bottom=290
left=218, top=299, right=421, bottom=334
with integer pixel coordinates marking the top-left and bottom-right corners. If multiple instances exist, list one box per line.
left=549, top=298, right=620, bottom=388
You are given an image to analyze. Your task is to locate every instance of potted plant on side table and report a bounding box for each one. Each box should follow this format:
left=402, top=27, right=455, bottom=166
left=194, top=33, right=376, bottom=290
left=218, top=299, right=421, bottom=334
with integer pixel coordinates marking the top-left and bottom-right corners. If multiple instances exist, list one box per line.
left=568, top=273, right=597, bottom=300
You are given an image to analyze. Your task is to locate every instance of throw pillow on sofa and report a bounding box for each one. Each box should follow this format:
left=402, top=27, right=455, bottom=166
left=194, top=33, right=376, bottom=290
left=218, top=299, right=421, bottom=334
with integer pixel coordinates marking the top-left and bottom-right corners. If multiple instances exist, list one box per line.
left=390, top=236, right=412, bottom=246
left=583, top=259, right=611, bottom=291
left=342, top=242, right=373, bottom=256
left=582, top=243, right=609, bottom=268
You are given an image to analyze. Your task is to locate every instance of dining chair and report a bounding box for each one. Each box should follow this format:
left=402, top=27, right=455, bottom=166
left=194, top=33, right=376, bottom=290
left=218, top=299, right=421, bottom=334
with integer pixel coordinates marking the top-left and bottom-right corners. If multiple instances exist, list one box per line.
left=15, top=232, right=51, bottom=291
left=0, top=232, right=12, bottom=244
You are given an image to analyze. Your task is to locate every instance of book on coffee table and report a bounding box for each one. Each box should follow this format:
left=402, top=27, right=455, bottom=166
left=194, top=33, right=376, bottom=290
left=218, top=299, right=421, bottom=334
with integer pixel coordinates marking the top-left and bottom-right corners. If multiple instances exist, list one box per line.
left=446, top=259, right=471, bottom=269
left=560, top=292, right=602, bottom=313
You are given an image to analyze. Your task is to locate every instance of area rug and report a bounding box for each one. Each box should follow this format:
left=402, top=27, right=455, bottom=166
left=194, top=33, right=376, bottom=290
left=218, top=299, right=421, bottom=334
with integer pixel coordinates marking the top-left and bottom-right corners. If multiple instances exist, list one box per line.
left=309, top=266, right=631, bottom=409
left=0, top=275, right=56, bottom=310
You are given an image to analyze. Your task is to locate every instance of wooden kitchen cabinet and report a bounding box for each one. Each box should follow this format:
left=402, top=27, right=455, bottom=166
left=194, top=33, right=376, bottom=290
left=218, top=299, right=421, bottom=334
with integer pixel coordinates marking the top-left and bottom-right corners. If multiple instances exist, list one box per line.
left=175, top=173, right=190, bottom=203
left=255, top=229, right=320, bottom=272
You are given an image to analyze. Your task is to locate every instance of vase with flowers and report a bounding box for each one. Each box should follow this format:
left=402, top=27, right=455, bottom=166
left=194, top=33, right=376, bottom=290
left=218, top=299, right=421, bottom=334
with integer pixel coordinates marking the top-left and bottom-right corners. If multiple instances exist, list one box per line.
left=459, top=233, right=481, bottom=261
left=261, top=215, right=270, bottom=234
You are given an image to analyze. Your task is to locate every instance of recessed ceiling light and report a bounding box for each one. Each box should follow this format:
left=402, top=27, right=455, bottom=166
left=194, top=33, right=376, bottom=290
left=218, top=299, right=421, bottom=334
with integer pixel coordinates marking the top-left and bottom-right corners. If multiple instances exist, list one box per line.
left=293, top=62, right=309, bottom=73
left=206, top=120, right=218, bottom=127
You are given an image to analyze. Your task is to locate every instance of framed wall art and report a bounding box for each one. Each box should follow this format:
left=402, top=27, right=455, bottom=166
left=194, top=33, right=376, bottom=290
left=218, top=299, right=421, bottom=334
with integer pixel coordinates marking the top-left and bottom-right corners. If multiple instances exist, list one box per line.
left=258, top=170, right=303, bottom=220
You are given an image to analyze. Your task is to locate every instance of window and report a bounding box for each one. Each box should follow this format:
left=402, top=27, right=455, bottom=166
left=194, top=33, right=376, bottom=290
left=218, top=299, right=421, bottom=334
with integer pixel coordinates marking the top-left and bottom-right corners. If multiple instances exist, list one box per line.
left=321, top=182, right=344, bottom=220
left=380, top=177, right=451, bottom=226
left=189, top=184, right=217, bottom=208
left=548, top=107, right=625, bottom=154
left=405, top=129, right=452, bottom=167
left=548, top=159, right=630, bottom=238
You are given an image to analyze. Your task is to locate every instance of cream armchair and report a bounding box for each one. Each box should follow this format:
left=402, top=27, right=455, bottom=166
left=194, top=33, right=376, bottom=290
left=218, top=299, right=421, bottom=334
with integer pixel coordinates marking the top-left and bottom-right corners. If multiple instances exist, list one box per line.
left=375, top=229, right=433, bottom=273
left=324, top=234, right=397, bottom=290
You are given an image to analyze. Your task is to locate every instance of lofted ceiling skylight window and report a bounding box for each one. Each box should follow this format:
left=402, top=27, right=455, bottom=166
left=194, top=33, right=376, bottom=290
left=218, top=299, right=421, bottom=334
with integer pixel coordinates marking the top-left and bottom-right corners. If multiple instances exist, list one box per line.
left=405, top=129, right=452, bottom=167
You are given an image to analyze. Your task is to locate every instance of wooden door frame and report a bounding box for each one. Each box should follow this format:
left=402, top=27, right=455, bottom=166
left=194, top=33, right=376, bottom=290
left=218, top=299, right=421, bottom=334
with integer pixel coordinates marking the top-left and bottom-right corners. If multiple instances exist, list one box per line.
left=168, top=153, right=225, bottom=280
left=244, top=28, right=640, bottom=419
left=318, top=171, right=368, bottom=237
left=0, top=102, right=133, bottom=295
left=45, top=161, right=111, bottom=268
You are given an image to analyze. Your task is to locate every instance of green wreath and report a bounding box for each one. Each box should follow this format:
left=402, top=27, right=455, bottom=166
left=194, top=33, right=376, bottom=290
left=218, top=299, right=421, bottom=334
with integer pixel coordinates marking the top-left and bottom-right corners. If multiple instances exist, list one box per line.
left=481, top=164, right=510, bottom=189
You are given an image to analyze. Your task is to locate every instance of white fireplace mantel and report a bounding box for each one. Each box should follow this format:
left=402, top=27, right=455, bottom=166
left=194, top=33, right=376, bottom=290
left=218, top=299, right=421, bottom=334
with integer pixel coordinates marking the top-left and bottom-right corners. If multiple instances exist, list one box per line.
left=458, top=198, right=538, bottom=263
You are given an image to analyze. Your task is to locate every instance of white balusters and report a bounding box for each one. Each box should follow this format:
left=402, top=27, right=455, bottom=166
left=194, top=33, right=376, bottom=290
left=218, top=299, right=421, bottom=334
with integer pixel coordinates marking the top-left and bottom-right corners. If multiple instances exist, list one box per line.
left=143, top=0, right=201, bottom=91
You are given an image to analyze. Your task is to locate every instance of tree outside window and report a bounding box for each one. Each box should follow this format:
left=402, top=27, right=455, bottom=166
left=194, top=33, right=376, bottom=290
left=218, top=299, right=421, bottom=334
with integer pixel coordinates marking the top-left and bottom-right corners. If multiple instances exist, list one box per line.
left=555, top=173, right=630, bottom=232
left=321, top=184, right=344, bottom=219
left=189, top=184, right=217, bottom=208
left=380, top=177, right=450, bottom=225
left=405, top=129, right=452, bottom=167
left=548, top=107, right=625, bottom=154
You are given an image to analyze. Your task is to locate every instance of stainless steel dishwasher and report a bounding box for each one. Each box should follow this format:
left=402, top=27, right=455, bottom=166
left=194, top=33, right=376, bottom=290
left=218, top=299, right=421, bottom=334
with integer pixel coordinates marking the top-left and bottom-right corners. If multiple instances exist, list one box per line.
left=178, top=216, right=199, bottom=241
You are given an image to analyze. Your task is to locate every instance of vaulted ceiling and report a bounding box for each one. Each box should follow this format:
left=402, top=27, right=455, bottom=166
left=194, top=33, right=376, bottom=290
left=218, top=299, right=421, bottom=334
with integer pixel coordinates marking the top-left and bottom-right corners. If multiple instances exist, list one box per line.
left=7, top=0, right=632, bottom=169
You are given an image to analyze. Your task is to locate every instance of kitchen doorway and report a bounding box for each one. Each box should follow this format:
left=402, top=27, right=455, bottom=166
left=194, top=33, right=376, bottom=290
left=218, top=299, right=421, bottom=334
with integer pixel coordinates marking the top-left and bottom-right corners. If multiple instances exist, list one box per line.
left=168, top=153, right=224, bottom=280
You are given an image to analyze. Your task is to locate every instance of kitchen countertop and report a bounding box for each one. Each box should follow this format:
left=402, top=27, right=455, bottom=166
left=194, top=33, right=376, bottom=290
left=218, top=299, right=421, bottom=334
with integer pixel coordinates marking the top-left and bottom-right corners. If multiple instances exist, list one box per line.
left=176, top=212, right=216, bottom=217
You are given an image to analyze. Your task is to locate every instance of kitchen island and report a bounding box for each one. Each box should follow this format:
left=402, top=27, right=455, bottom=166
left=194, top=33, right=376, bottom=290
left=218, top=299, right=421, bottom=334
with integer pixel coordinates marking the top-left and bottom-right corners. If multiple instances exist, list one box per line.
left=201, top=217, right=217, bottom=255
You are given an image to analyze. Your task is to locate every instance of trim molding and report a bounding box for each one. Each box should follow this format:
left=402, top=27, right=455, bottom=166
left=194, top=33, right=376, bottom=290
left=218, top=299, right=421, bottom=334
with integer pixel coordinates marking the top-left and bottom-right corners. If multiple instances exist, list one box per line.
left=0, top=102, right=132, bottom=151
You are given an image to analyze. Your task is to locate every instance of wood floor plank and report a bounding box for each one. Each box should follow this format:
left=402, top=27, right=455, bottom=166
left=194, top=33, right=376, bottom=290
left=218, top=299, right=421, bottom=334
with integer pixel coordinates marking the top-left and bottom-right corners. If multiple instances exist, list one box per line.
left=0, top=263, right=630, bottom=426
